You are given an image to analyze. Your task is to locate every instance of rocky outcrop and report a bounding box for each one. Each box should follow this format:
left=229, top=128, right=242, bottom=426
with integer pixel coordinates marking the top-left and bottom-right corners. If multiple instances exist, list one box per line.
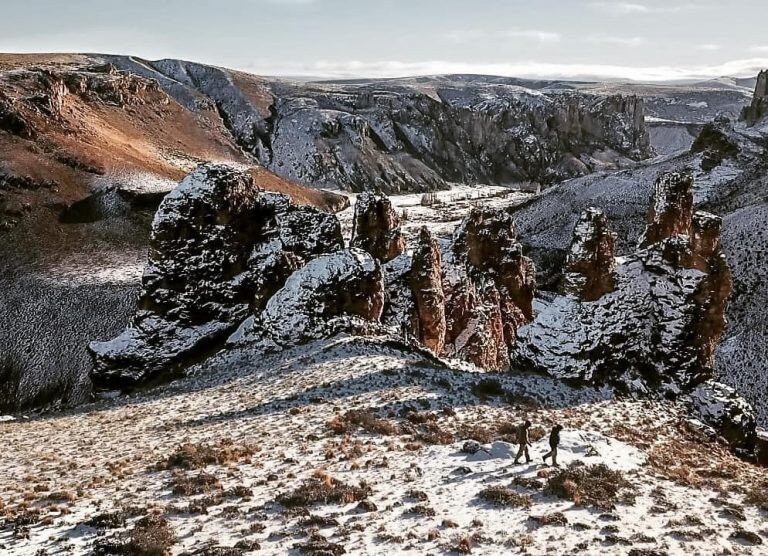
left=230, top=249, right=385, bottom=348
left=740, top=70, right=768, bottom=125
left=562, top=208, right=617, bottom=301
left=409, top=228, right=446, bottom=354
left=690, top=118, right=740, bottom=171
left=350, top=192, right=406, bottom=262
left=89, top=164, right=343, bottom=388
left=686, top=380, right=757, bottom=458
left=514, top=171, right=732, bottom=391
left=639, top=171, right=694, bottom=247
left=443, top=208, right=536, bottom=370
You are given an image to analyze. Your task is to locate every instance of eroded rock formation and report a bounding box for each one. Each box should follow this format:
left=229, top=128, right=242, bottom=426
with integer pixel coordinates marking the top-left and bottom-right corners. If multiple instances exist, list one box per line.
left=442, top=208, right=536, bottom=369
left=89, top=164, right=343, bottom=388
left=514, top=171, right=732, bottom=391
left=230, top=249, right=385, bottom=348
left=562, top=208, right=617, bottom=301
left=690, top=119, right=740, bottom=171
left=350, top=192, right=406, bottom=262
left=741, top=70, right=768, bottom=125
left=410, top=227, right=446, bottom=354
left=639, top=171, right=694, bottom=247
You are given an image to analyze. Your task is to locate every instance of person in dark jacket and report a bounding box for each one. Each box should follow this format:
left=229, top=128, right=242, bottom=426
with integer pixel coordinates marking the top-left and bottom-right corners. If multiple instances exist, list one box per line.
left=542, top=424, right=563, bottom=467
left=513, top=420, right=532, bottom=464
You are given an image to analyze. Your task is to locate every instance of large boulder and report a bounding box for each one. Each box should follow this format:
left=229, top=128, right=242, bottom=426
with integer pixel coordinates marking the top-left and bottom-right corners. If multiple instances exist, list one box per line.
left=686, top=380, right=757, bottom=458
left=514, top=172, right=732, bottom=391
left=230, top=249, right=385, bottom=347
left=89, top=164, right=343, bottom=388
left=350, top=192, right=406, bottom=262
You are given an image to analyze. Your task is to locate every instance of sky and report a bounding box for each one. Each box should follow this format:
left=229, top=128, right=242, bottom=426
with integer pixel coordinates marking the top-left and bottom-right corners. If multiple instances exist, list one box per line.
left=2, top=0, right=767, bottom=81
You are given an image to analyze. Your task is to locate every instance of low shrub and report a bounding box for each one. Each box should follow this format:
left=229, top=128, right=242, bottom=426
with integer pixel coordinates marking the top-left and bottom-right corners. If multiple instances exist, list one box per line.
left=545, top=463, right=635, bottom=509
left=477, top=485, right=531, bottom=508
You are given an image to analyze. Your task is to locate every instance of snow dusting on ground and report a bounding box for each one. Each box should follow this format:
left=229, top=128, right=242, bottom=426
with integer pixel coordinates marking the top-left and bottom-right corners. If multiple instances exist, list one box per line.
left=1, top=336, right=766, bottom=555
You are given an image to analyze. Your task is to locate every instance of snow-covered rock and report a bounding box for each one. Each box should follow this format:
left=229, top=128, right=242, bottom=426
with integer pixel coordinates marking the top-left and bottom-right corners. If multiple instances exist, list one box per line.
left=350, top=191, right=406, bottom=262
left=89, top=164, right=343, bottom=388
left=230, top=249, right=385, bottom=347
left=514, top=172, right=732, bottom=392
left=562, top=207, right=617, bottom=301
left=686, top=379, right=757, bottom=456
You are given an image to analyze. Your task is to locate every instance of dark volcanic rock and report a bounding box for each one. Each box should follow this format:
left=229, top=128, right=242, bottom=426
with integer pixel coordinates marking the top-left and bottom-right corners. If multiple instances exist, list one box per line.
left=89, top=164, right=343, bottom=388
left=410, top=227, right=446, bottom=354
left=686, top=380, right=757, bottom=457
left=690, top=120, right=740, bottom=171
left=443, top=208, right=536, bottom=370
left=514, top=172, right=731, bottom=391
left=562, top=208, right=617, bottom=301
left=350, top=192, right=406, bottom=262
left=740, top=70, right=768, bottom=125
left=639, top=171, right=694, bottom=248
left=110, top=58, right=653, bottom=193
left=230, top=248, right=385, bottom=347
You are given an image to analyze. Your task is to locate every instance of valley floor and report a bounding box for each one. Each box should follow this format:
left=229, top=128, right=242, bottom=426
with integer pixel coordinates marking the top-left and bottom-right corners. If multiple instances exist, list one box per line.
left=1, top=336, right=766, bottom=555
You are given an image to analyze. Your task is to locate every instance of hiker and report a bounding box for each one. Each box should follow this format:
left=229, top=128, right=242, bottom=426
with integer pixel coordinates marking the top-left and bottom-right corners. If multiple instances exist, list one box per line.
left=513, top=420, right=532, bottom=464
left=543, top=424, right=564, bottom=467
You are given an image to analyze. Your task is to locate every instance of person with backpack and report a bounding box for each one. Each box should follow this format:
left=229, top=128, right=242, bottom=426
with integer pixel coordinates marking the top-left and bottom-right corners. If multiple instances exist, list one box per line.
left=513, top=420, right=532, bottom=464
left=543, top=424, right=563, bottom=467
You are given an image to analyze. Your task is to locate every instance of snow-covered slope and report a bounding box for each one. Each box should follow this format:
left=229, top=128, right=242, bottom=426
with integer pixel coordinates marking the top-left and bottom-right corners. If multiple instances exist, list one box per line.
left=1, top=336, right=766, bottom=555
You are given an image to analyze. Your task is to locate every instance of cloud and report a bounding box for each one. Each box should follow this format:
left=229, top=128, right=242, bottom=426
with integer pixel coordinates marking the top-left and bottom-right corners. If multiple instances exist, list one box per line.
left=589, top=2, right=649, bottom=14
left=750, top=45, right=768, bottom=53
left=506, top=30, right=562, bottom=44
left=585, top=35, right=647, bottom=47
left=697, top=44, right=721, bottom=51
left=588, top=1, right=709, bottom=15
left=443, top=29, right=485, bottom=44
left=264, top=0, right=315, bottom=4
left=445, top=29, right=561, bottom=45
left=245, top=57, right=768, bottom=82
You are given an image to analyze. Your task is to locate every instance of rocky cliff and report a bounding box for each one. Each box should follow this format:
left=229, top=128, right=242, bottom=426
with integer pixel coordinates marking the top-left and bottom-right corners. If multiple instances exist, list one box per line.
left=106, top=57, right=653, bottom=193
left=741, top=70, right=768, bottom=125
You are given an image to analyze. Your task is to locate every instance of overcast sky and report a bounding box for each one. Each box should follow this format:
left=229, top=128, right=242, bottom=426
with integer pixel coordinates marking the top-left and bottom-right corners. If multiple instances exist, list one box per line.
left=2, top=0, right=767, bottom=81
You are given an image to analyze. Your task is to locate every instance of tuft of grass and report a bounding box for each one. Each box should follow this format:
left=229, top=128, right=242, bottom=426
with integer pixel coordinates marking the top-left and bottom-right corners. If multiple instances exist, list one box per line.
left=170, top=472, right=221, bottom=496
left=327, top=410, right=399, bottom=436
left=126, top=514, right=176, bottom=556
left=159, top=439, right=257, bottom=470
left=545, top=463, right=635, bottom=509
left=477, top=485, right=531, bottom=508
left=528, top=512, right=568, bottom=526
left=293, top=533, right=345, bottom=555
left=276, top=475, right=371, bottom=508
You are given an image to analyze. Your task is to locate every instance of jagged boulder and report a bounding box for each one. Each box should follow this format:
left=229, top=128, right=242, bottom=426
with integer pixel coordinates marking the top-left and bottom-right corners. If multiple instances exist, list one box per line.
left=350, top=192, right=406, bottom=262
left=514, top=171, right=731, bottom=391
left=740, top=70, right=768, bottom=125
left=563, top=208, right=617, bottom=301
left=89, top=164, right=343, bottom=388
left=686, top=380, right=757, bottom=457
left=443, top=208, right=536, bottom=370
left=690, top=120, right=740, bottom=171
left=229, top=249, right=385, bottom=347
left=410, top=227, right=446, bottom=354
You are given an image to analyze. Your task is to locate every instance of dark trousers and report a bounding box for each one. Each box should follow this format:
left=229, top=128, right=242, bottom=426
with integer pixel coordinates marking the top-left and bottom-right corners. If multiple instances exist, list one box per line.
left=514, top=444, right=530, bottom=463
left=543, top=446, right=558, bottom=466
